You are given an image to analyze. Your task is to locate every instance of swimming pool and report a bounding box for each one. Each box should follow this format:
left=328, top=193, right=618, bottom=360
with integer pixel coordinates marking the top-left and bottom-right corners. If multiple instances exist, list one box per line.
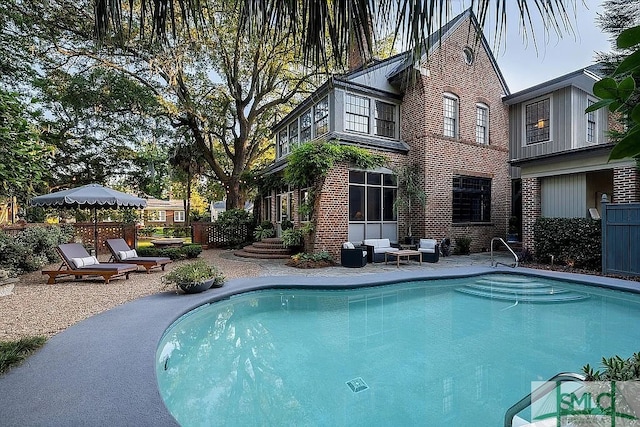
left=156, top=273, right=640, bottom=426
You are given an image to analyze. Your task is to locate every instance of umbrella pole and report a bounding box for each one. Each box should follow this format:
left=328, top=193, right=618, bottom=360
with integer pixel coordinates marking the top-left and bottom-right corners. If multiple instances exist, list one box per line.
left=93, top=207, right=98, bottom=256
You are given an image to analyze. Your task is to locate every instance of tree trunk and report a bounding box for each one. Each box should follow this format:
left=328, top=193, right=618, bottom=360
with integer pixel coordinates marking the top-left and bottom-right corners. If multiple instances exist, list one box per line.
left=226, top=177, right=244, bottom=210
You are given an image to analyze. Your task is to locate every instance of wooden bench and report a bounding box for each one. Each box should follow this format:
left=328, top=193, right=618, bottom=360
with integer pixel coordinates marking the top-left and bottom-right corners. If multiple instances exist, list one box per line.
left=42, top=265, right=137, bottom=284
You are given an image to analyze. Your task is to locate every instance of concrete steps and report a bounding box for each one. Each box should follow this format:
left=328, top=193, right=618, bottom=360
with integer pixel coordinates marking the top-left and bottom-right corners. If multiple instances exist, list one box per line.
left=456, top=274, right=589, bottom=303
left=234, top=238, right=294, bottom=260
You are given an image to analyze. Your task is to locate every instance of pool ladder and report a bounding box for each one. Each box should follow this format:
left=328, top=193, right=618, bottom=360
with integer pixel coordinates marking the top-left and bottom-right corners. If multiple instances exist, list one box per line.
left=490, top=237, right=519, bottom=268
left=504, top=371, right=585, bottom=426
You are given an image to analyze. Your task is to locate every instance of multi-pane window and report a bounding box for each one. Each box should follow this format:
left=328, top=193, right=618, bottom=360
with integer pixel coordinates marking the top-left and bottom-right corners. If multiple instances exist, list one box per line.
left=475, top=104, right=489, bottom=144
left=278, top=128, right=288, bottom=157
left=349, top=171, right=397, bottom=222
left=443, top=94, right=459, bottom=138
left=314, top=97, right=329, bottom=136
left=375, top=100, right=396, bottom=138
left=346, top=93, right=370, bottom=133
left=174, top=211, right=185, bottom=222
left=288, top=120, right=299, bottom=149
left=148, top=210, right=167, bottom=222
left=587, top=99, right=596, bottom=143
left=525, top=98, right=550, bottom=144
left=300, top=110, right=312, bottom=142
left=452, top=175, right=491, bottom=223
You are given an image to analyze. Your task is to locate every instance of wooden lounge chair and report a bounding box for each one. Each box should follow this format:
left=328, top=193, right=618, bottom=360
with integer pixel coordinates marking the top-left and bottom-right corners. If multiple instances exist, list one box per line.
left=42, top=243, right=138, bottom=284
left=105, top=238, right=172, bottom=273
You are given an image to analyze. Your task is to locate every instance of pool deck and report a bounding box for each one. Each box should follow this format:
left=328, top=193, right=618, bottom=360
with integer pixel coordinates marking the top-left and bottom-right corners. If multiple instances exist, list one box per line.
left=1, top=253, right=639, bottom=426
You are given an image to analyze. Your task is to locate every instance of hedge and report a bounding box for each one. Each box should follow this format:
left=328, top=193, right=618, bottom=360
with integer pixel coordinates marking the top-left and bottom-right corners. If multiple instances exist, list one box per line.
left=136, top=243, right=202, bottom=260
left=533, top=218, right=601, bottom=270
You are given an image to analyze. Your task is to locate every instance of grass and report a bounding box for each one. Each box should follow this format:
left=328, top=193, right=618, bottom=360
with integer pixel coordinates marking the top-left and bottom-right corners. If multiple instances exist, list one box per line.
left=0, top=336, right=47, bottom=374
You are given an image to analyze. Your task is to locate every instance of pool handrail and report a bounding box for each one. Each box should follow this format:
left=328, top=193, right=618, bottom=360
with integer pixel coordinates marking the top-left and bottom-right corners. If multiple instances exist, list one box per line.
left=491, top=237, right=519, bottom=268
left=503, top=371, right=585, bottom=427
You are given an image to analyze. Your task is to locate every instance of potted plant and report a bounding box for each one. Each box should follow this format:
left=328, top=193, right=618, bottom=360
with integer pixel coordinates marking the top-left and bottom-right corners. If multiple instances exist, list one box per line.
left=393, top=164, right=427, bottom=245
left=161, top=259, right=225, bottom=294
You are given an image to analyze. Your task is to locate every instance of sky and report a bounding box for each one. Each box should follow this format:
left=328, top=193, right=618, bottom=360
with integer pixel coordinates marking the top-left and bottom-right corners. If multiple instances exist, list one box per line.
left=465, top=0, right=612, bottom=93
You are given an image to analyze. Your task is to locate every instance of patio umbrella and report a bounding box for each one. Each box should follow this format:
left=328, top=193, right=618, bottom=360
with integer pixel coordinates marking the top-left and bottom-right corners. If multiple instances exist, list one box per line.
left=30, top=184, right=147, bottom=253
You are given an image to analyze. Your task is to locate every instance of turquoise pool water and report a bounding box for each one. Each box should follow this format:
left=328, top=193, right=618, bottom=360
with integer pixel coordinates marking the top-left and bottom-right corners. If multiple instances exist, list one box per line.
left=156, top=274, right=640, bottom=426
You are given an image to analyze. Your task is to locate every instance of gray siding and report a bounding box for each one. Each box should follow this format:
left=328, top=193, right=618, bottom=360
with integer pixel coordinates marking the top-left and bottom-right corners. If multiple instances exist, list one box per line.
left=541, top=174, right=586, bottom=218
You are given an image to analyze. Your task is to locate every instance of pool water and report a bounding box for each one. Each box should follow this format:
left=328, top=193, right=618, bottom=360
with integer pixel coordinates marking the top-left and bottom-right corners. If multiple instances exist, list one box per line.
left=156, top=274, right=640, bottom=426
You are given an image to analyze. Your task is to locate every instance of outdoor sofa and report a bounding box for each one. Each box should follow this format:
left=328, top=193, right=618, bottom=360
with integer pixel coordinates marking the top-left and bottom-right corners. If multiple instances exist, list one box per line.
left=42, top=243, right=138, bottom=284
left=363, top=238, right=400, bottom=263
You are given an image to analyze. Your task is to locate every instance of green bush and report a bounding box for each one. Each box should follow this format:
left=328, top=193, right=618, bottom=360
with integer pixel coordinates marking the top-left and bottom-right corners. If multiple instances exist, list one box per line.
left=281, top=228, right=303, bottom=248
left=253, top=225, right=275, bottom=241
left=453, top=236, right=472, bottom=255
left=137, top=244, right=202, bottom=260
left=533, top=218, right=601, bottom=269
left=0, top=225, right=74, bottom=274
left=280, top=219, right=294, bottom=230
left=138, top=226, right=157, bottom=237
left=0, top=336, right=47, bottom=374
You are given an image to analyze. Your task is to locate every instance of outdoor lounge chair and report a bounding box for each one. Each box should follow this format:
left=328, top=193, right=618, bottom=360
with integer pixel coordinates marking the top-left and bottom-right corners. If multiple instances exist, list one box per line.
left=418, top=239, right=440, bottom=263
left=105, top=239, right=172, bottom=273
left=340, top=242, right=368, bottom=268
left=42, top=243, right=138, bottom=284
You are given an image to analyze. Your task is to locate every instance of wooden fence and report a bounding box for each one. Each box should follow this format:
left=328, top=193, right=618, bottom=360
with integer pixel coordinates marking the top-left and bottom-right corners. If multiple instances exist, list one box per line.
left=601, top=200, right=640, bottom=276
left=191, top=222, right=249, bottom=248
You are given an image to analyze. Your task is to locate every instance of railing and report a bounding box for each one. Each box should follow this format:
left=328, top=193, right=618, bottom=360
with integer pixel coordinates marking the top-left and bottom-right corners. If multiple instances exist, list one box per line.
left=490, top=237, right=519, bottom=268
left=504, top=372, right=585, bottom=427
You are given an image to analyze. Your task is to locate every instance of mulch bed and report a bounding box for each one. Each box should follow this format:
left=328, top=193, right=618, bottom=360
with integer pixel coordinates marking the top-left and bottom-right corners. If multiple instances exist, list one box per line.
left=285, top=259, right=337, bottom=269
left=523, top=262, right=640, bottom=283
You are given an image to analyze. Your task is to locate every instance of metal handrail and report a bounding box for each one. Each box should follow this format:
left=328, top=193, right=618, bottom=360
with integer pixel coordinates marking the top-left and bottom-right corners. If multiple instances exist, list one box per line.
left=491, top=237, right=519, bottom=268
left=504, top=372, right=586, bottom=427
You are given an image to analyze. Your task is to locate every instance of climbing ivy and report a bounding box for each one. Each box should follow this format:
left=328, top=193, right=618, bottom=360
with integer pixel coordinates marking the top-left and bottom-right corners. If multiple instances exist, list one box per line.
left=284, top=141, right=386, bottom=188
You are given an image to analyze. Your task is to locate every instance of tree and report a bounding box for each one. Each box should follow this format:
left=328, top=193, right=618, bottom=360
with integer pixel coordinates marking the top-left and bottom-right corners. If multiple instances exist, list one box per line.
left=393, top=164, right=427, bottom=241
left=587, top=1, right=640, bottom=160
left=0, top=90, right=53, bottom=201
left=23, top=0, right=319, bottom=210
left=93, top=0, right=580, bottom=68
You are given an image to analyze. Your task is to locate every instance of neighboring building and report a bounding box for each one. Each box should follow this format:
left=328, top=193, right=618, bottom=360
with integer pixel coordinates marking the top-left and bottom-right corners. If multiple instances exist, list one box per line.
left=142, top=198, right=186, bottom=226
left=210, top=201, right=254, bottom=221
left=259, top=9, right=512, bottom=259
left=504, top=64, right=637, bottom=250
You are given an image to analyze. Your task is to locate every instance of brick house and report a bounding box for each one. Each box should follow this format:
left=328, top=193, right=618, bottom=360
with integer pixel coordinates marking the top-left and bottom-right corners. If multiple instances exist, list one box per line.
left=259, top=9, right=511, bottom=260
left=142, top=197, right=187, bottom=226
left=504, top=65, right=638, bottom=250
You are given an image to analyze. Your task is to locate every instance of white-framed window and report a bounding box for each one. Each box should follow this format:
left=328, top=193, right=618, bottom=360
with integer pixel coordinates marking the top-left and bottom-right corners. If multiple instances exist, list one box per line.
left=314, top=97, right=329, bottom=136
left=587, top=98, right=597, bottom=143
left=475, top=103, right=489, bottom=144
left=148, top=210, right=166, bottom=222
left=525, top=97, right=551, bottom=144
left=443, top=93, right=459, bottom=138
left=174, top=211, right=185, bottom=222
left=345, top=93, right=370, bottom=134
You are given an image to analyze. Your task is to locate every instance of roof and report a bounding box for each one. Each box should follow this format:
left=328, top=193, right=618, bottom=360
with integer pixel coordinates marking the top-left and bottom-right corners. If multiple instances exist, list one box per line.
left=145, top=198, right=184, bottom=210
left=386, top=8, right=510, bottom=95
left=503, top=63, right=605, bottom=105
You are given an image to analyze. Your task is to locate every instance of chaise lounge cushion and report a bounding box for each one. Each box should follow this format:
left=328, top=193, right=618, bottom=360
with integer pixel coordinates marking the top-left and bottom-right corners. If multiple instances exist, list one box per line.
left=70, top=256, right=99, bottom=269
left=118, top=249, right=138, bottom=260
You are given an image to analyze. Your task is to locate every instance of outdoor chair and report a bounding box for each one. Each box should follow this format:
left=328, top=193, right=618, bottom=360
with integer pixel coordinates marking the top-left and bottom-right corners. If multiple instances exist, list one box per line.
left=105, top=239, right=172, bottom=273
left=340, top=242, right=368, bottom=268
left=363, top=238, right=400, bottom=263
left=42, top=243, right=138, bottom=284
left=418, top=239, right=440, bottom=263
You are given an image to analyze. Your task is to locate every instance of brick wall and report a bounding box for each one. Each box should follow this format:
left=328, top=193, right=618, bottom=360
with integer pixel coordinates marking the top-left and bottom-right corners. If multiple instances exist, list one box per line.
left=613, top=165, right=640, bottom=203
left=521, top=177, right=541, bottom=251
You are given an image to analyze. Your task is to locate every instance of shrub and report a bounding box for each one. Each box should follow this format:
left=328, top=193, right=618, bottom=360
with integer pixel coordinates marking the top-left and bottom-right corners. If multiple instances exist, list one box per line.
left=453, top=236, right=472, bottom=255
left=0, top=336, right=47, bottom=374
left=0, top=225, right=74, bottom=274
left=583, top=352, right=640, bottom=381
left=216, top=209, right=253, bottom=246
left=137, top=244, right=202, bottom=260
left=259, top=220, right=274, bottom=229
left=281, top=228, right=303, bottom=248
left=253, top=225, right=275, bottom=241
left=280, top=219, right=294, bottom=231
left=138, top=226, right=157, bottom=237
left=533, top=218, right=601, bottom=269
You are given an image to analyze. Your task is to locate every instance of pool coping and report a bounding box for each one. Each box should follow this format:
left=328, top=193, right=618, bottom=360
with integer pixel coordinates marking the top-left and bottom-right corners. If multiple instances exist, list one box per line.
left=1, top=266, right=639, bottom=426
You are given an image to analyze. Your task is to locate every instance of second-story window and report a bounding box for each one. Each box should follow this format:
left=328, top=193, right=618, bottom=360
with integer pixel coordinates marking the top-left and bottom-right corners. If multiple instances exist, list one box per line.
left=278, top=128, right=288, bottom=157
left=300, top=109, right=312, bottom=142
left=375, top=100, right=396, bottom=138
left=288, top=120, right=299, bottom=150
left=443, top=93, right=459, bottom=138
left=475, top=103, right=489, bottom=144
left=346, top=93, right=370, bottom=133
left=587, top=98, right=596, bottom=143
left=525, top=97, right=550, bottom=144
left=314, top=97, right=329, bottom=136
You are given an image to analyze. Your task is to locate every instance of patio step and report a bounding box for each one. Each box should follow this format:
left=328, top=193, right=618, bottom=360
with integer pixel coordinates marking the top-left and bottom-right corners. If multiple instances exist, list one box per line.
left=455, top=274, right=589, bottom=303
left=234, top=238, right=294, bottom=260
